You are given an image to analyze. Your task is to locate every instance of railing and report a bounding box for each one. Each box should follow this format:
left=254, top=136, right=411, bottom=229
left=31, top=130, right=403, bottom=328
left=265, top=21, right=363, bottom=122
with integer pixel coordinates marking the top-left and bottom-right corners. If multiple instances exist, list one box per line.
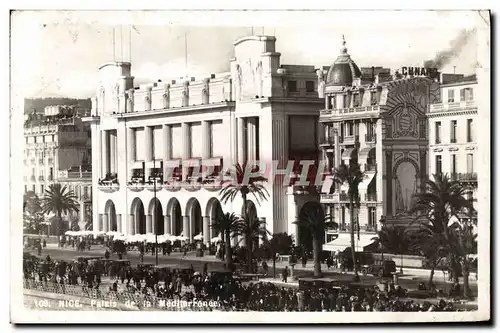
left=342, top=135, right=355, bottom=145
left=429, top=100, right=476, bottom=112
left=451, top=172, right=478, bottom=182
left=337, top=105, right=380, bottom=115
left=320, top=193, right=336, bottom=203
left=365, top=134, right=376, bottom=143
left=320, top=138, right=335, bottom=147
left=365, top=193, right=377, bottom=202
left=202, top=177, right=223, bottom=191
left=364, top=164, right=377, bottom=172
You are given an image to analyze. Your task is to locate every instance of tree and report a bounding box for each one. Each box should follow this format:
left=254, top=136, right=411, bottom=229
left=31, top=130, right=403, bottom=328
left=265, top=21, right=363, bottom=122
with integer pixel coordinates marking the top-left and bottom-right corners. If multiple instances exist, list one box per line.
left=332, top=162, right=364, bottom=281
left=210, top=210, right=242, bottom=268
left=376, top=225, right=409, bottom=255
left=41, top=183, right=79, bottom=236
left=70, top=215, right=80, bottom=231
left=448, top=217, right=477, bottom=298
left=268, top=232, right=294, bottom=278
left=234, top=215, right=270, bottom=273
left=294, top=203, right=336, bottom=278
left=219, top=162, right=269, bottom=272
left=411, top=173, right=475, bottom=290
left=23, top=191, right=44, bottom=234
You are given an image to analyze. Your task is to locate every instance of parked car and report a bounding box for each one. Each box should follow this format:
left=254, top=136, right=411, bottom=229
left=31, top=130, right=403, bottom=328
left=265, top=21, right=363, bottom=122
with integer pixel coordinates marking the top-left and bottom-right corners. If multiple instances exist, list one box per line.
left=361, top=259, right=397, bottom=277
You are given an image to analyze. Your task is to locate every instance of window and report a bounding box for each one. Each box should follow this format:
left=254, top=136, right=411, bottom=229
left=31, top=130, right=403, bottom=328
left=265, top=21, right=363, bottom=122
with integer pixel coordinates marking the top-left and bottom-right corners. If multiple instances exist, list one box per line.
left=368, top=207, right=376, bottom=227
left=447, top=89, right=455, bottom=103
left=25, top=137, right=28, bottom=144
left=450, top=120, right=457, bottom=143
left=370, top=91, right=378, bottom=105
left=451, top=154, right=457, bottom=175
left=32, top=185, right=35, bottom=192
left=435, top=155, right=442, bottom=175
left=435, top=122, right=441, bottom=144
left=31, top=168, right=35, bottom=176
left=467, top=119, right=473, bottom=142
left=40, top=185, right=44, bottom=194
left=467, top=154, right=474, bottom=174
left=341, top=206, right=346, bottom=228
left=305, top=81, right=314, bottom=93
left=34, top=136, right=37, bottom=143
left=347, top=122, right=354, bottom=136
left=331, top=96, right=337, bottom=109
left=353, top=94, right=361, bottom=107
left=287, top=80, right=297, bottom=93
left=460, top=88, right=474, bottom=101
left=419, top=119, right=426, bottom=139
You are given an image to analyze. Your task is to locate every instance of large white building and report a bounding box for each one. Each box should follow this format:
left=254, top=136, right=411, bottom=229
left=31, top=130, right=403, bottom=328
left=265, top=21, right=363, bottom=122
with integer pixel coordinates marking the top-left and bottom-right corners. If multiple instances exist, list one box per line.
left=24, top=105, right=93, bottom=227
left=85, top=35, right=326, bottom=246
left=428, top=75, right=478, bottom=213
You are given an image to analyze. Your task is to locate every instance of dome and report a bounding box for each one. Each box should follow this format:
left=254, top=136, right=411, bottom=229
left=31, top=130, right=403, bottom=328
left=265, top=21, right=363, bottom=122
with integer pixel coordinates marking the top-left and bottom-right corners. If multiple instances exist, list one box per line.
left=326, top=36, right=362, bottom=87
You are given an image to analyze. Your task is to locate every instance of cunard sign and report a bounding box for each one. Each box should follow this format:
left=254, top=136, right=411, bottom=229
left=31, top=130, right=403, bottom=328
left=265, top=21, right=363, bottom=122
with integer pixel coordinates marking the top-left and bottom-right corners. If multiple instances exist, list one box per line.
left=401, top=67, right=439, bottom=78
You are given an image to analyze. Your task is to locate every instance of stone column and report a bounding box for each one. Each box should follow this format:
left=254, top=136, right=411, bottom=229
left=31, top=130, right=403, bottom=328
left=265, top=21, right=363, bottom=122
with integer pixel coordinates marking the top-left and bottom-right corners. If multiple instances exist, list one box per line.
left=127, top=128, right=135, bottom=178
left=230, top=112, right=237, bottom=165
left=203, top=216, right=210, bottom=246
left=101, top=130, right=109, bottom=178
left=145, top=126, right=153, bottom=180
left=246, top=117, right=257, bottom=163
left=295, top=204, right=300, bottom=246
left=146, top=214, right=152, bottom=234
left=182, top=216, right=190, bottom=240
left=128, top=214, right=135, bottom=235
left=385, top=151, right=393, bottom=216
left=79, top=202, right=86, bottom=224
left=110, top=132, right=116, bottom=174
left=164, top=215, right=171, bottom=235
left=98, top=214, right=103, bottom=232
left=135, top=215, right=140, bottom=234
left=237, top=117, right=246, bottom=165
left=116, top=214, right=122, bottom=233
left=163, top=125, right=172, bottom=178
left=182, top=123, right=191, bottom=180
left=202, top=120, right=211, bottom=159
left=153, top=213, right=163, bottom=235
left=103, top=214, right=109, bottom=232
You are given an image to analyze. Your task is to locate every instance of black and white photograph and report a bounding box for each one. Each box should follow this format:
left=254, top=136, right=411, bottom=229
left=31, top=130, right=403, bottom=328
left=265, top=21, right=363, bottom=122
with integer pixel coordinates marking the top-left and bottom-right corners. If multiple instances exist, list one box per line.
left=9, top=8, right=491, bottom=324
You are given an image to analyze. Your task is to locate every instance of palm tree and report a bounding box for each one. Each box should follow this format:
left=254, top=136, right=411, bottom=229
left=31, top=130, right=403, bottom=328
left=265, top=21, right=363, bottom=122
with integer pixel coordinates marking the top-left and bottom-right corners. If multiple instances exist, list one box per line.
left=210, top=210, right=242, bottom=268
left=219, top=162, right=269, bottom=271
left=332, top=162, right=364, bottom=280
left=234, top=215, right=269, bottom=273
left=411, top=173, right=475, bottom=290
left=294, top=203, right=336, bottom=278
left=41, top=183, right=79, bottom=236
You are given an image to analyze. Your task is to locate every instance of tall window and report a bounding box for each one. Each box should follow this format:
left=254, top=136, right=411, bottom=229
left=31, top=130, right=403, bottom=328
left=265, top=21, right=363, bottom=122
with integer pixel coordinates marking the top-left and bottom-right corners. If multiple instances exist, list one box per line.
left=451, top=154, right=457, bottom=175
left=40, top=185, right=44, bottom=194
left=447, top=89, right=455, bottom=103
left=49, top=167, right=53, bottom=179
left=461, top=87, right=474, bottom=101
left=24, top=185, right=27, bottom=193
left=347, top=122, right=354, bottom=136
left=341, top=206, right=346, bottom=228
left=368, top=207, right=376, bottom=228
left=467, top=154, right=474, bottom=174
left=343, top=94, right=348, bottom=108
left=467, top=119, right=474, bottom=142
left=287, top=80, right=297, bottom=93
left=450, top=120, right=457, bottom=143
left=331, top=96, right=337, bottom=109
left=435, top=121, right=441, bottom=144
left=32, top=185, right=35, bottom=192
left=370, top=91, right=378, bottom=105
left=305, top=81, right=315, bottom=93
left=435, top=155, right=442, bottom=175
left=353, top=93, right=361, bottom=107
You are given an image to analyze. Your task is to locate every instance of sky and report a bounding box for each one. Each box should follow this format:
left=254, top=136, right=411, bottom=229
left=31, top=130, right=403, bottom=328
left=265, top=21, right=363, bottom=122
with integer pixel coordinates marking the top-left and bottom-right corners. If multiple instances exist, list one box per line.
left=10, top=10, right=485, bottom=99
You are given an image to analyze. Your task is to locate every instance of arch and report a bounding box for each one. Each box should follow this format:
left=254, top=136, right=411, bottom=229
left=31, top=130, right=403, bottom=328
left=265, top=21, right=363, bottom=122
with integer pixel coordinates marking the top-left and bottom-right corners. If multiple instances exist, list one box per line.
left=298, top=201, right=325, bottom=253
left=241, top=200, right=258, bottom=218
left=130, top=197, right=146, bottom=234
left=167, top=198, right=182, bottom=236
left=104, top=199, right=117, bottom=231
left=186, top=197, right=203, bottom=240
left=206, top=197, right=222, bottom=241
left=392, top=156, right=420, bottom=176
left=148, top=197, right=164, bottom=235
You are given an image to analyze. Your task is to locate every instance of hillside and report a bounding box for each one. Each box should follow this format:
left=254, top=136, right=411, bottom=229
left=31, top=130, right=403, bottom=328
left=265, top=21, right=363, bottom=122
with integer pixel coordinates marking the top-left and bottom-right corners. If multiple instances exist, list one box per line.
left=24, top=98, right=91, bottom=115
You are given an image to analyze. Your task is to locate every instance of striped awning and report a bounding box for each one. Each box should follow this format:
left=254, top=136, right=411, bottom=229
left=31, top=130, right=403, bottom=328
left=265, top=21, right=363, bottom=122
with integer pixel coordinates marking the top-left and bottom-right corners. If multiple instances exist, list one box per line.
left=322, top=233, right=376, bottom=252
left=342, top=148, right=356, bottom=159
left=359, top=147, right=375, bottom=160
left=359, top=172, right=376, bottom=190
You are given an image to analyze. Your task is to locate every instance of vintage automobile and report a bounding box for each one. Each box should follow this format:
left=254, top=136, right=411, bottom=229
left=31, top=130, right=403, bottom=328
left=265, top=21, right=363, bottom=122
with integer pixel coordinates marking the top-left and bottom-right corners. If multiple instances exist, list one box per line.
left=360, top=259, right=397, bottom=278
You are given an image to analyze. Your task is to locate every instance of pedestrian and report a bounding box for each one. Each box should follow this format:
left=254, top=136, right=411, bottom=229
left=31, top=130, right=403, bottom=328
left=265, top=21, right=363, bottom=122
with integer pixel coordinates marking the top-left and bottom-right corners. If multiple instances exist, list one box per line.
left=183, top=245, right=188, bottom=259
left=301, top=255, right=307, bottom=268
left=42, top=239, right=46, bottom=248
left=282, top=266, right=289, bottom=283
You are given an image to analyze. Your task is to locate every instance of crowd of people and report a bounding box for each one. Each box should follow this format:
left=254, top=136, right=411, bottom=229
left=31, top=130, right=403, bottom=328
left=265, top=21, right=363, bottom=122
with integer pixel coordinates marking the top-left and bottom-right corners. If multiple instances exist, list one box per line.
left=23, top=253, right=466, bottom=312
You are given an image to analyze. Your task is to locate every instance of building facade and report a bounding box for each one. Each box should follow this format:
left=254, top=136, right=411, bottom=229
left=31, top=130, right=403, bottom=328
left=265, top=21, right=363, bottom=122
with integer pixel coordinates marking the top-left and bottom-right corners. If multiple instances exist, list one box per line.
left=24, top=104, right=93, bottom=227
left=428, top=75, right=478, bottom=213
left=86, top=35, right=325, bottom=245
left=318, top=38, right=441, bottom=250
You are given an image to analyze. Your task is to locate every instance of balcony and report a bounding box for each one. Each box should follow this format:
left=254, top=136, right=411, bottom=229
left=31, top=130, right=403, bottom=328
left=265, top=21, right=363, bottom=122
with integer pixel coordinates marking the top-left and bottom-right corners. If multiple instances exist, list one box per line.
left=164, top=179, right=182, bottom=192
left=320, top=137, right=335, bottom=148
left=364, top=164, right=377, bottom=172
left=337, top=105, right=380, bottom=115
left=202, top=176, right=223, bottom=191
left=145, top=178, right=164, bottom=192
left=184, top=177, right=203, bottom=191
left=340, top=135, right=358, bottom=145
left=127, top=180, right=145, bottom=192
left=98, top=174, right=119, bottom=192
left=429, top=100, right=476, bottom=112
left=451, top=172, right=478, bottom=182
left=320, top=193, right=336, bottom=204
left=365, top=134, right=376, bottom=143
left=365, top=193, right=377, bottom=202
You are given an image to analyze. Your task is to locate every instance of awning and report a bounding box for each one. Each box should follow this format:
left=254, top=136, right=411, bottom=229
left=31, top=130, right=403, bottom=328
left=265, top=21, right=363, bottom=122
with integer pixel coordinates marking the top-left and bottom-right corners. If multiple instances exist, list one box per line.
left=322, top=233, right=377, bottom=252
left=320, top=176, right=334, bottom=194
left=342, top=148, right=356, bottom=159
left=145, top=160, right=163, bottom=168
left=202, top=157, right=223, bottom=167
left=358, top=147, right=375, bottom=160
left=182, top=158, right=201, bottom=167
left=359, top=172, right=376, bottom=190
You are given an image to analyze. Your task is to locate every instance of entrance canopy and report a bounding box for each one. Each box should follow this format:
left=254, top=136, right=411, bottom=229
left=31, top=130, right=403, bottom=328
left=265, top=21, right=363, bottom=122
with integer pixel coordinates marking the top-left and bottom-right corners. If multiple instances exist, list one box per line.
left=359, top=172, right=376, bottom=190
left=322, top=233, right=376, bottom=252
